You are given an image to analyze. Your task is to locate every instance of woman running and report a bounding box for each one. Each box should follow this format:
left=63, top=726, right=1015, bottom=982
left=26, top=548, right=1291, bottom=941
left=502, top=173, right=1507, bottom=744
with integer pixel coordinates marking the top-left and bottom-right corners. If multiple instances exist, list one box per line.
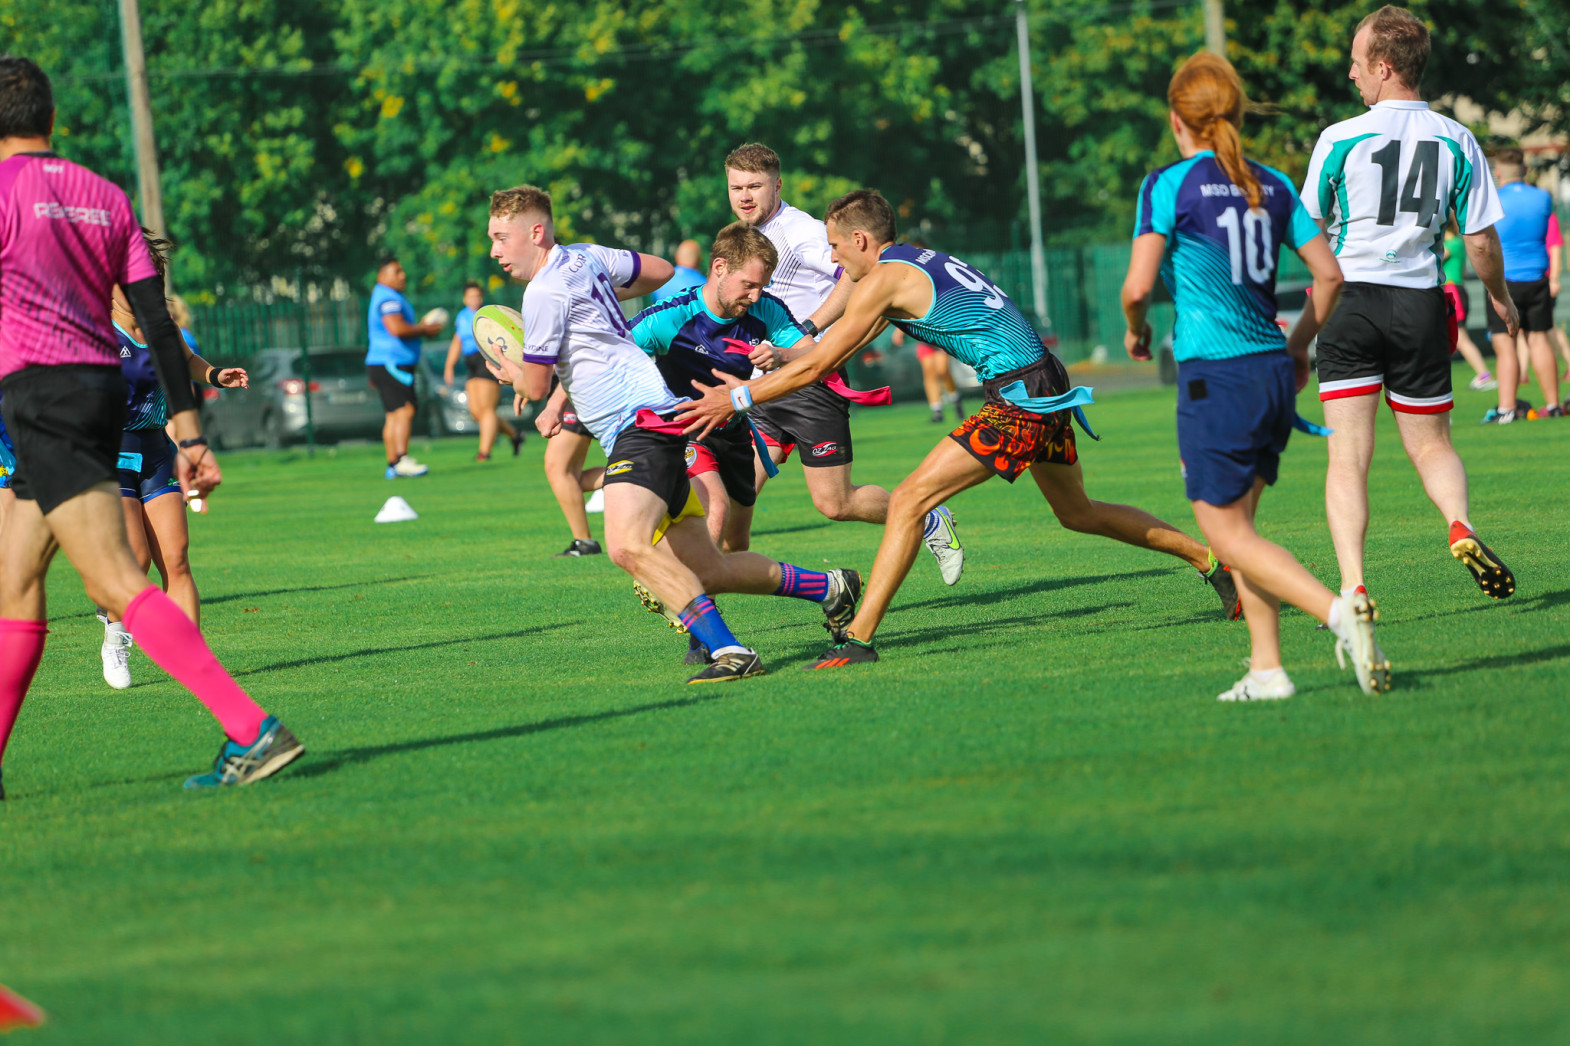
left=1120, top=52, right=1387, bottom=700
left=443, top=280, right=523, bottom=461
left=98, top=234, right=250, bottom=689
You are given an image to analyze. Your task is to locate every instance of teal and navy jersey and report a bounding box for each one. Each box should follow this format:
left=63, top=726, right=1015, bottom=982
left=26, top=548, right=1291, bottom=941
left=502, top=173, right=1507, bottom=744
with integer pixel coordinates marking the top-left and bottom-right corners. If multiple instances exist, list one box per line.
left=115, top=321, right=168, bottom=431
left=629, top=287, right=806, bottom=400
left=1134, top=151, right=1320, bottom=362
left=878, top=244, right=1046, bottom=381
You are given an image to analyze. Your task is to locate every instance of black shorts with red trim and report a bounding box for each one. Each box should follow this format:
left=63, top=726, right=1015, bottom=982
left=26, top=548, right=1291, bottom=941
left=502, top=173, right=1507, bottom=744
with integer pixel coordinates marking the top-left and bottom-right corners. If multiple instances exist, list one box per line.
left=685, top=419, right=757, bottom=507
left=1316, top=282, right=1453, bottom=414
left=602, top=419, right=692, bottom=519
left=750, top=381, right=852, bottom=468
left=949, top=355, right=1077, bottom=482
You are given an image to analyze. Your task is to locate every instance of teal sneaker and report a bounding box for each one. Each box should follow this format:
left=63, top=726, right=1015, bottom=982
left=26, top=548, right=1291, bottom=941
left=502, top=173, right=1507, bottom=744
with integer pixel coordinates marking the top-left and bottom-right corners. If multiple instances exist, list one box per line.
left=185, top=716, right=304, bottom=789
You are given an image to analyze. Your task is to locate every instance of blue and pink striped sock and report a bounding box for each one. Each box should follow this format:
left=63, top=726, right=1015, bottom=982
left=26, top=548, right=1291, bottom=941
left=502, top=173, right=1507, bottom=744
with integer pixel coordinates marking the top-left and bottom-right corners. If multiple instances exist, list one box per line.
left=775, top=563, right=832, bottom=603
left=678, top=595, right=744, bottom=656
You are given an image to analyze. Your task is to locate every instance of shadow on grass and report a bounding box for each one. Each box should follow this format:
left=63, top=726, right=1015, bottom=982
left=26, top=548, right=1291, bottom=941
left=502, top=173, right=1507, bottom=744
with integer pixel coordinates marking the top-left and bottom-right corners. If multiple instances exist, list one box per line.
left=751, top=521, right=835, bottom=538
left=1400, top=640, right=1570, bottom=686
left=288, top=688, right=737, bottom=780
left=51, top=574, right=442, bottom=622
left=896, top=568, right=1168, bottom=614
left=230, top=621, right=576, bottom=677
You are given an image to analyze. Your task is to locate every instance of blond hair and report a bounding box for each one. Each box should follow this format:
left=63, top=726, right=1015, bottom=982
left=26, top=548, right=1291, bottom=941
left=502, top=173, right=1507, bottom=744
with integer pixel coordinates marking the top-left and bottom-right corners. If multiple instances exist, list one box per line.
left=724, top=143, right=781, bottom=177
left=489, top=185, right=553, bottom=221
left=708, top=222, right=778, bottom=278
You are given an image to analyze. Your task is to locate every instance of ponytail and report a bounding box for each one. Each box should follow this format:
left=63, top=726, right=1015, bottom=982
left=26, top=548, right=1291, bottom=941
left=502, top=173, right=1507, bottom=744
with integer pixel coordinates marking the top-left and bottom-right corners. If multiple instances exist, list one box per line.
left=1168, top=52, right=1264, bottom=211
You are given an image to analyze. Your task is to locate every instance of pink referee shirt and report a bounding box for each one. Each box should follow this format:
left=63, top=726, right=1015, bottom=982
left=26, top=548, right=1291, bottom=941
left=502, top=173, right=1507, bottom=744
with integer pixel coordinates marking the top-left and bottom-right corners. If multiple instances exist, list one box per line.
left=0, top=151, right=156, bottom=380
left=1548, top=212, right=1563, bottom=250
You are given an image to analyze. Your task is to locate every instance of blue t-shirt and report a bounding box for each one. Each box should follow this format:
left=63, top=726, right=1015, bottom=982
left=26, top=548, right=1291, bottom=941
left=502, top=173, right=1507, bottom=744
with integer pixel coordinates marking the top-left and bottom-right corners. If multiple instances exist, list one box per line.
left=878, top=244, right=1045, bottom=381
left=1495, top=181, right=1554, bottom=283
left=456, top=305, right=480, bottom=356
left=1134, top=151, right=1320, bottom=363
left=650, top=265, right=707, bottom=302
left=115, top=321, right=168, bottom=431
left=630, top=287, right=806, bottom=400
left=366, top=283, right=420, bottom=368
left=0, top=389, right=13, bottom=487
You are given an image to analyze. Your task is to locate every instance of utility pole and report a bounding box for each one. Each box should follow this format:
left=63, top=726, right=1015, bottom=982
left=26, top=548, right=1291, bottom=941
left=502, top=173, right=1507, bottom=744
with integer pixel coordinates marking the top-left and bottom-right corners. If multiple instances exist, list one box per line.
left=1203, top=0, right=1226, bottom=55
left=118, top=0, right=169, bottom=252
left=1014, top=0, right=1049, bottom=326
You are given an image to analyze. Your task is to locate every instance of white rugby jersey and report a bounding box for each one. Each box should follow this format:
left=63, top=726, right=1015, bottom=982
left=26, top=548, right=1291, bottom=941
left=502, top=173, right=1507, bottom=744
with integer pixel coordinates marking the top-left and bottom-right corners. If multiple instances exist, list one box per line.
left=1302, top=100, right=1502, bottom=289
left=755, top=200, right=842, bottom=324
left=520, top=243, right=682, bottom=449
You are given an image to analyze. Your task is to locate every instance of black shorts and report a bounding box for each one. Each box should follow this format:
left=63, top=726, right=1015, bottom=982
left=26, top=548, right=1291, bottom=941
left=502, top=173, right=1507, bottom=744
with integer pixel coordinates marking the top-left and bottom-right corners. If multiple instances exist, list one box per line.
left=118, top=428, right=181, bottom=503
left=950, top=355, right=1076, bottom=482
left=1316, top=282, right=1453, bottom=414
left=463, top=353, right=497, bottom=383
left=751, top=380, right=853, bottom=467
left=686, top=420, right=758, bottom=507
left=1488, top=278, right=1555, bottom=335
left=367, top=364, right=418, bottom=411
left=603, top=419, right=696, bottom=520
left=560, top=400, right=592, bottom=438
left=0, top=364, right=126, bottom=515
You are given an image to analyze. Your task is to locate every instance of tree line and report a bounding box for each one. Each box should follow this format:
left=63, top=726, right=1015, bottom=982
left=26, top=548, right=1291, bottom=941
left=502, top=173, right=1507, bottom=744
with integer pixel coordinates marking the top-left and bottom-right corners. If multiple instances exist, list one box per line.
left=6, top=0, right=1564, bottom=302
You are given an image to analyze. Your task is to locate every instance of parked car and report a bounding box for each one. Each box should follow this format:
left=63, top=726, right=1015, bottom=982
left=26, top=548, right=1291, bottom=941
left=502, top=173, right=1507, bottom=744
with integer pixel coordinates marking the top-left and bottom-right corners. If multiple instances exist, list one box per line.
left=202, top=347, right=387, bottom=449
left=419, top=346, right=531, bottom=437
left=1157, top=282, right=1311, bottom=385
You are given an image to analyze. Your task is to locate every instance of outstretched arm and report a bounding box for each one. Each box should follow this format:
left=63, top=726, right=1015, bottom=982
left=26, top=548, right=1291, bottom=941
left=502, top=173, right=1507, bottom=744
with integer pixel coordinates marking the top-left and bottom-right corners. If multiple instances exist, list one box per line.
left=1120, top=232, right=1166, bottom=361
left=620, top=254, right=675, bottom=300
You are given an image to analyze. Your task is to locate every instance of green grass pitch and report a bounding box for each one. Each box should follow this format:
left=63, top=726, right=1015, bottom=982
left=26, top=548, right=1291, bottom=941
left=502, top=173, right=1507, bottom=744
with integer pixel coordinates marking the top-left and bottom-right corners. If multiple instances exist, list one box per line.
left=3, top=371, right=1568, bottom=1044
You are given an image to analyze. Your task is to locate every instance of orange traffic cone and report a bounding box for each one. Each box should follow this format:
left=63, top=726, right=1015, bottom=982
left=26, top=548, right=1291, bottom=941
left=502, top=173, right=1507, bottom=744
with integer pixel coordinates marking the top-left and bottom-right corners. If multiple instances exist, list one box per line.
left=0, top=984, right=43, bottom=1031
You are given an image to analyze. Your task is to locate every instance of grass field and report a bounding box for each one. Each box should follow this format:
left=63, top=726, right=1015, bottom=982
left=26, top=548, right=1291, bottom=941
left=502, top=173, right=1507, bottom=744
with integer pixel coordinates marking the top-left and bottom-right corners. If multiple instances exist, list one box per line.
left=3, top=370, right=1568, bottom=1044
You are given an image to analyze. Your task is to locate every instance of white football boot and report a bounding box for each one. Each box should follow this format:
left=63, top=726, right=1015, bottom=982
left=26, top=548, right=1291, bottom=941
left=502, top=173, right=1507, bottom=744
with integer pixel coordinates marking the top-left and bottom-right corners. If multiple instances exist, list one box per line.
left=101, top=623, right=134, bottom=690
left=1332, top=590, right=1391, bottom=694
left=922, top=506, right=965, bottom=586
left=392, top=454, right=428, bottom=477
left=1217, top=669, right=1296, bottom=702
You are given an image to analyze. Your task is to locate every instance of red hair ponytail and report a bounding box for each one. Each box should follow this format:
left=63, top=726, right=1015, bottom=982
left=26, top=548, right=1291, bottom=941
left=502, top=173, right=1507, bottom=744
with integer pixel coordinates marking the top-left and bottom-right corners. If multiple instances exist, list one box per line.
left=1168, top=52, right=1262, bottom=211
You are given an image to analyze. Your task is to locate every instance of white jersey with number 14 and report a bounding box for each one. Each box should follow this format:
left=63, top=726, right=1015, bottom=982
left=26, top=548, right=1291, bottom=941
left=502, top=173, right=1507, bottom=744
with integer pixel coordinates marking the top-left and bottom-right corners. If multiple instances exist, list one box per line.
left=1302, top=100, right=1502, bottom=290
left=519, top=243, right=681, bottom=450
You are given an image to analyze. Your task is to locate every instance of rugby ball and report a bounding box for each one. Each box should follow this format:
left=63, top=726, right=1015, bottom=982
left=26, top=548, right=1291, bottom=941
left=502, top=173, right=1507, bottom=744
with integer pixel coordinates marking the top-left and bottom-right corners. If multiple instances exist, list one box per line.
left=421, top=307, right=450, bottom=329
left=472, top=304, right=528, bottom=369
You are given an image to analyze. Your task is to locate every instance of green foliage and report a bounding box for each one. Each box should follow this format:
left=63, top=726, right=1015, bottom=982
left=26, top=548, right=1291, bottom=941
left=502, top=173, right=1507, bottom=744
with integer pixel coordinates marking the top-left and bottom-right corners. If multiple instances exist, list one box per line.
left=2, top=0, right=1564, bottom=298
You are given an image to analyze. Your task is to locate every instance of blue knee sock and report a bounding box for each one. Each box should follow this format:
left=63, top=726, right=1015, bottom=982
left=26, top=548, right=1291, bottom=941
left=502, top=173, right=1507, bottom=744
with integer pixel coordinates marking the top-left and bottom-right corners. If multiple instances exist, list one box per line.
left=775, top=562, right=831, bottom=603
left=679, top=595, right=743, bottom=654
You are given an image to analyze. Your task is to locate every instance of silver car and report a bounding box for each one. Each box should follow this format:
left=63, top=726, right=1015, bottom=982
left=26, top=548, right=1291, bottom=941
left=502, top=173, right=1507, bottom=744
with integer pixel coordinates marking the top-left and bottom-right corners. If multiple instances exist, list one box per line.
left=203, top=348, right=387, bottom=449
left=419, top=346, right=532, bottom=437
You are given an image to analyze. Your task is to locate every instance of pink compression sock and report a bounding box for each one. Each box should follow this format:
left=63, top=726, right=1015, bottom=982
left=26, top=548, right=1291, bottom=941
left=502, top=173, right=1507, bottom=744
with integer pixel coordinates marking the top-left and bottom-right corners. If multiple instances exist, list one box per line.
left=123, top=586, right=268, bottom=746
left=0, top=619, right=48, bottom=764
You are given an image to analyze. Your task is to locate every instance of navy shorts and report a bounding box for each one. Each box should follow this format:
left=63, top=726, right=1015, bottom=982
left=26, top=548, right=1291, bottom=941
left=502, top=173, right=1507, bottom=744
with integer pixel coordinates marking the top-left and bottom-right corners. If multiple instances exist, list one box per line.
left=118, top=428, right=182, bottom=503
left=1176, top=351, right=1295, bottom=507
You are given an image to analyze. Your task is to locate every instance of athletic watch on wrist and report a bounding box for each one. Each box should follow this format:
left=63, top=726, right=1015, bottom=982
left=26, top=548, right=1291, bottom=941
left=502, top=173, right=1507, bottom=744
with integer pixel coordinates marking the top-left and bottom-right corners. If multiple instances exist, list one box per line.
left=799, top=319, right=820, bottom=338
left=178, top=436, right=209, bottom=449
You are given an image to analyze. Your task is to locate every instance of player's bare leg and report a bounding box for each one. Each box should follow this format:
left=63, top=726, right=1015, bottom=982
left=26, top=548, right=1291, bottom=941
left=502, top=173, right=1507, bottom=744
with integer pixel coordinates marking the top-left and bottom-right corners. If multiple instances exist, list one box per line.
left=722, top=502, right=753, bottom=553
left=603, top=483, right=703, bottom=611
left=142, top=493, right=198, bottom=624
left=802, top=463, right=890, bottom=524
left=1322, top=395, right=1379, bottom=590
left=1492, top=333, right=1522, bottom=413
left=837, top=440, right=993, bottom=646
left=466, top=377, right=516, bottom=459
left=1526, top=331, right=1560, bottom=407
left=691, top=471, right=731, bottom=547
left=382, top=402, right=416, bottom=464
left=544, top=429, right=595, bottom=544
left=1393, top=411, right=1469, bottom=528
left=1030, top=459, right=1210, bottom=571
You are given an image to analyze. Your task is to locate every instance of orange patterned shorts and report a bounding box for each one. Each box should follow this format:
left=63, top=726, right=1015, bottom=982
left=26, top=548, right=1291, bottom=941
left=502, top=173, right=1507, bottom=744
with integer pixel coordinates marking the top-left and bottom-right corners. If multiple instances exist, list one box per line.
left=949, top=401, right=1077, bottom=482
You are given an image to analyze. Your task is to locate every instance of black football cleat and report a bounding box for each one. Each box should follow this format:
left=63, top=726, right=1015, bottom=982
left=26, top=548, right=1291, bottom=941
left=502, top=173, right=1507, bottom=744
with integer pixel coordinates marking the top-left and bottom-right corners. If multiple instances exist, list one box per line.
left=802, top=639, right=879, bottom=670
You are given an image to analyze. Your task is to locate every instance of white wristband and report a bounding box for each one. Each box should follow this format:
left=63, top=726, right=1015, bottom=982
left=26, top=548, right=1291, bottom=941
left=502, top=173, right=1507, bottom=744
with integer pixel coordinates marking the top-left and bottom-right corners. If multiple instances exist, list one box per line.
left=729, top=385, right=754, bottom=414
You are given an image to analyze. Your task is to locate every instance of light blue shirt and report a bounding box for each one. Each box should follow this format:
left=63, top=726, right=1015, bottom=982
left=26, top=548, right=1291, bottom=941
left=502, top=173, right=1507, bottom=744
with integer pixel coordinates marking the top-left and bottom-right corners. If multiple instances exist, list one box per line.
left=366, top=282, right=420, bottom=368
left=651, top=265, right=706, bottom=302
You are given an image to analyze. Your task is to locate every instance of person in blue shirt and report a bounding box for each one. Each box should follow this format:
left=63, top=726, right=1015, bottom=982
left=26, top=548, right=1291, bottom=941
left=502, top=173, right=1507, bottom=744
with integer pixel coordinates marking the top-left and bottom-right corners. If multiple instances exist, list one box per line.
left=0, top=393, right=14, bottom=530
left=650, top=239, right=707, bottom=302
left=1486, top=147, right=1560, bottom=419
left=366, top=257, right=444, bottom=477
left=1123, top=51, right=1387, bottom=701
left=442, top=280, right=523, bottom=461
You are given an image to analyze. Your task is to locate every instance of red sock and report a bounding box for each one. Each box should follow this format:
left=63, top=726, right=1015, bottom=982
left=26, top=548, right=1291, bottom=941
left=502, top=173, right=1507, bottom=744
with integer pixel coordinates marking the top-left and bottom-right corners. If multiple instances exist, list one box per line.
left=123, top=587, right=268, bottom=746
left=1449, top=521, right=1473, bottom=545
left=0, top=619, right=48, bottom=765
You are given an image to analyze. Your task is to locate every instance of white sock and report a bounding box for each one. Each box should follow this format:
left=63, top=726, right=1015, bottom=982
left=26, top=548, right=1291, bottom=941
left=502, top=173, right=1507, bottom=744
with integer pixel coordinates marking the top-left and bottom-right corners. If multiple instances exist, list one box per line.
left=1326, top=598, right=1344, bottom=634
left=710, top=644, right=748, bottom=658
left=1249, top=667, right=1289, bottom=685
left=105, top=621, right=128, bottom=635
